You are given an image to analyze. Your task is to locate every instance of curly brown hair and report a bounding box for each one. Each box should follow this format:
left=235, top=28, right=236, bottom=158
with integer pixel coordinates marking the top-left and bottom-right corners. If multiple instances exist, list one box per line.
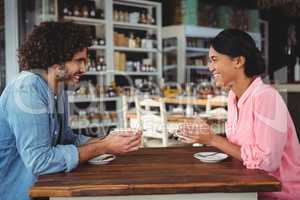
left=18, top=21, right=92, bottom=70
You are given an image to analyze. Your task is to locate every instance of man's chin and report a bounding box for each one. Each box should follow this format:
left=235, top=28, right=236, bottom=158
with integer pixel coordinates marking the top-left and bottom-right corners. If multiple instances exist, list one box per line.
left=64, top=80, right=80, bottom=91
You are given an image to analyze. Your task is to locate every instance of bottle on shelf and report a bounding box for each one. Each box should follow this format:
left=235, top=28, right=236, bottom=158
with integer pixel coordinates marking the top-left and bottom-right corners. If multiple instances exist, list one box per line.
left=96, top=9, right=104, bottom=19
left=145, top=33, right=153, bottom=49
left=63, top=3, right=70, bottom=16
left=294, top=57, right=300, bottom=82
left=119, top=10, right=125, bottom=22
left=98, top=38, right=105, bottom=46
left=73, top=5, right=80, bottom=17
left=82, top=5, right=89, bottom=18
left=146, top=12, right=154, bottom=24
left=89, top=2, right=96, bottom=18
left=139, top=10, right=147, bottom=24
left=113, top=10, right=119, bottom=21
left=128, top=33, right=136, bottom=48
left=124, top=11, right=129, bottom=22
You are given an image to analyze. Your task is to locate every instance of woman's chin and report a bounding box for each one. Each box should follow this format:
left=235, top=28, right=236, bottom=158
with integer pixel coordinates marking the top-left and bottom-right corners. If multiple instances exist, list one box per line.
left=215, top=79, right=224, bottom=87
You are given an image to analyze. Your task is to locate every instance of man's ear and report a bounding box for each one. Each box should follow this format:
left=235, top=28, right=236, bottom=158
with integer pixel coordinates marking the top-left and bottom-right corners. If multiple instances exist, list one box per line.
left=52, top=64, right=62, bottom=70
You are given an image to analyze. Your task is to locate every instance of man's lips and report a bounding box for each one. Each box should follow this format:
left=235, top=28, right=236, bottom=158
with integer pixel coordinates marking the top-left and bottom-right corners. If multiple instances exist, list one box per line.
left=72, top=73, right=82, bottom=82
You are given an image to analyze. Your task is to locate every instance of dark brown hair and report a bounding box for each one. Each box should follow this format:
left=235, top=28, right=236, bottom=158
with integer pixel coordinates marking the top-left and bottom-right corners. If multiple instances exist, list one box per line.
left=210, top=29, right=265, bottom=77
left=18, top=21, right=92, bottom=70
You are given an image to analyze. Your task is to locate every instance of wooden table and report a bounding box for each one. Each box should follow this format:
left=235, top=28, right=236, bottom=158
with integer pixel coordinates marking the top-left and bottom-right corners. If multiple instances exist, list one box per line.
left=30, top=147, right=280, bottom=200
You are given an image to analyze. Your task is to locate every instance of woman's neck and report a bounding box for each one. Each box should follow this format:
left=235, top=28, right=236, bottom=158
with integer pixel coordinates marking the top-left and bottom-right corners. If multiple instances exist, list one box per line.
left=232, top=75, right=254, bottom=100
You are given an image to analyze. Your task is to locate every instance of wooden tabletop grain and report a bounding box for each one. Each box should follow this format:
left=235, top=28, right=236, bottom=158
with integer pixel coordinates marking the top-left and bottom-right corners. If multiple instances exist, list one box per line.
left=29, top=147, right=280, bottom=198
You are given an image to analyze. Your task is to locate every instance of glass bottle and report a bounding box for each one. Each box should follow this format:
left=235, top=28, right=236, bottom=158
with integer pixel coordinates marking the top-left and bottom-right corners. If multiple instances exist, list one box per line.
left=63, top=3, right=69, bottom=16
left=128, top=33, right=136, bottom=48
left=73, top=5, right=80, bottom=17
left=89, top=2, right=96, bottom=18
left=82, top=5, right=89, bottom=18
left=294, top=57, right=300, bottom=82
left=140, top=11, right=147, bottom=24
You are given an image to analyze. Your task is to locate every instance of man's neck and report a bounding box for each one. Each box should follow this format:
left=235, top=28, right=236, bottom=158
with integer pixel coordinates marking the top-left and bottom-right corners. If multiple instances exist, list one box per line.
left=40, top=70, right=60, bottom=95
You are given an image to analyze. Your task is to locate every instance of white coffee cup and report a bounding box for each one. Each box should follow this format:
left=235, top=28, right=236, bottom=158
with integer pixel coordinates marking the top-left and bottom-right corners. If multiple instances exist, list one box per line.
left=110, top=128, right=141, bottom=136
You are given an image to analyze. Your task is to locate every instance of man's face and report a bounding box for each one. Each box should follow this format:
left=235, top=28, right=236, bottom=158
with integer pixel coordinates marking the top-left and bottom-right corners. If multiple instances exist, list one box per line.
left=63, top=48, right=88, bottom=88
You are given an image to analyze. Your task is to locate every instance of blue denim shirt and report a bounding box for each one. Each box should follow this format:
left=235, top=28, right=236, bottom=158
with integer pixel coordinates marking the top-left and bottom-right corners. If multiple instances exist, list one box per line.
left=0, top=71, right=89, bottom=200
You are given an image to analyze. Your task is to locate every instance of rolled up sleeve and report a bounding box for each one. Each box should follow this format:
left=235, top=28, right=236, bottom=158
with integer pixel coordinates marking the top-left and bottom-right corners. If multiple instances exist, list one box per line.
left=55, top=144, right=79, bottom=172
left=241, top=91, right=288, bottom=172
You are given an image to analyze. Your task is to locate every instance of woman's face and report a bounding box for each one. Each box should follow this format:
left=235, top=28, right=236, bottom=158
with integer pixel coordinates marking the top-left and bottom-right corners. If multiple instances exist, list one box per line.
left=208, top=46, right=239, bottom=87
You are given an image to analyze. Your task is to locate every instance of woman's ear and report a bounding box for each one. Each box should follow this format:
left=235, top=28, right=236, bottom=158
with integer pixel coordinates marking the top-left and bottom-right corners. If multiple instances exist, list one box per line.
left=234, top=56, right=245, bottom=69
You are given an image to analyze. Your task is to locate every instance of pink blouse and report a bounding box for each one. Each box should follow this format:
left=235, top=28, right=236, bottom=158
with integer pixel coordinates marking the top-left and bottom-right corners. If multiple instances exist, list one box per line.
left=226, top=77, right=300, bottom=200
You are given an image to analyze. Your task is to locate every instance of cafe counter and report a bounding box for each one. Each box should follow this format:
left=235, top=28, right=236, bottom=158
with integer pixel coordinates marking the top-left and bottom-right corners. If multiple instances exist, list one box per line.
left=30, top=147, right=280, bottom=200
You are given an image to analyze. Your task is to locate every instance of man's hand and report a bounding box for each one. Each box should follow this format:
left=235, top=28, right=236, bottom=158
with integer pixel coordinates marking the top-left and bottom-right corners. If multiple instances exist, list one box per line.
left=103, top=132, right=142, bottom=154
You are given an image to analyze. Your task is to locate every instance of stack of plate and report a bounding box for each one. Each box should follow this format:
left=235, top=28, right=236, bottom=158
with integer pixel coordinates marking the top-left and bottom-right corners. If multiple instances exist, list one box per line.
left=193, top=152, right=228, bottom=163
left=88, top=154, right=116, bottom=165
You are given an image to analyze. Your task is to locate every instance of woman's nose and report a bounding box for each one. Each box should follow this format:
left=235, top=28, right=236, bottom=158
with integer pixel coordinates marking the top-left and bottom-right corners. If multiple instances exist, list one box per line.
left=208, top=62, right=214, bottom=72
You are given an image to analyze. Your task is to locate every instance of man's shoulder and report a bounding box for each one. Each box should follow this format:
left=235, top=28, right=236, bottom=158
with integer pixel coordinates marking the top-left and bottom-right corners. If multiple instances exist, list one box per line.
left=12, top=71, right=45, bottom=91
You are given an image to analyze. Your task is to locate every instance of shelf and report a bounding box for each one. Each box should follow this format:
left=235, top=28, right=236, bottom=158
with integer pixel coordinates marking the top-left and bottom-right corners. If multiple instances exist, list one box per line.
left=68, top=96, right=119, bottom=103
left=186, top=65, right=209, bottom=70
left=71, top=122, right=118, bottom=129
left=186, top=47, right=209, bottom=52
left=113, top=0, right=160, bottom=8
left=63, top=16, right=106, bottom=25
left=163, top=46, right=177, bottom=53
left=89, top=45, right=107, bottom=50
left=114, top=46, right=158, bottom=53
left=114, top=21, right=158, bottom=31
left=114, top=71, right=159, bottom=76
left=84, top=71, right=107, bottom=75
left=164, top=65, right=177, bottom=71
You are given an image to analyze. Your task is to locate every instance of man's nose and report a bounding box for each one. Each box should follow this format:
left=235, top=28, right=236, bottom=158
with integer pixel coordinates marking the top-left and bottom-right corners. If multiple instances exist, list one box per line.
left=80, top=62, right=87, bottom=73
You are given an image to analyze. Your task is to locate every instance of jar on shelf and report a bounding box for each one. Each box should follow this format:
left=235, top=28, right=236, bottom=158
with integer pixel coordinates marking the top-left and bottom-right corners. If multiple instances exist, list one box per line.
left=63, top=3, right=70, bottom=16
left=78, top=111, right=89, bottom=126
left=89, top=2, right=96, bottom=18
left=69, top=115, right=79, bottom=127
left=89, top=111, right=99, bottom=124
left=146, top=12, right=154, bottom=24
left=73, top=5, right=81, bottom=17
left=82, top=5, right=89, bottom=18
left=139, top=10, right=147, bottom=24
left=128, top=33, right=136, bottom=48
left=145, top=33, right=153, bottom=49
left=96, top=9, right=104, bottom=19
left=124, top=11, right=129, bottom=22
left=119, top=10, right=125, bottom=22
left=98, top=38, right=105, bottom=46
left=113, top=10, right=119, bottom=21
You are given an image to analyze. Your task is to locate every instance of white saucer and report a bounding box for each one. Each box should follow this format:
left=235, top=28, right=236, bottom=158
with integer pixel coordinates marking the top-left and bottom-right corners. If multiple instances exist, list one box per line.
left=193, top=152, right=228, bottom=163
left=88, top=154, right=116, bottom=165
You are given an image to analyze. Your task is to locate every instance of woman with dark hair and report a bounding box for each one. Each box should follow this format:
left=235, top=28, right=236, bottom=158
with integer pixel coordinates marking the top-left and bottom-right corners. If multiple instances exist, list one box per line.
left=178, top=29, right=300, bottom=200
left=0, top=21, right=141, bottom=200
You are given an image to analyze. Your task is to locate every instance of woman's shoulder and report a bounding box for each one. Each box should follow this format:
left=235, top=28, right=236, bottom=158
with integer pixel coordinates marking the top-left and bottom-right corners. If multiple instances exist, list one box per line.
left=252, top=81, right=281, bottom=101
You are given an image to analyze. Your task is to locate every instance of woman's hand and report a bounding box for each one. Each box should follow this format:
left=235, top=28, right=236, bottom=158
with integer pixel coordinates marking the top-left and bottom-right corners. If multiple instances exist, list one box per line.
left=177, top=117, right=215, bottom=145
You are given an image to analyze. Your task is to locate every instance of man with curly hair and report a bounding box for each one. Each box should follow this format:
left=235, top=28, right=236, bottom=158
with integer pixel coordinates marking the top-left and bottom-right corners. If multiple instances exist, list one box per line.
left=0, top=21, right=141, bottom=200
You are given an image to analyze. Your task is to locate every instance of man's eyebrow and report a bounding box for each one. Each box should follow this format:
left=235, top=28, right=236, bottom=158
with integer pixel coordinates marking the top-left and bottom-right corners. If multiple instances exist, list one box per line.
left=74, top=58, right=86, bottom=61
